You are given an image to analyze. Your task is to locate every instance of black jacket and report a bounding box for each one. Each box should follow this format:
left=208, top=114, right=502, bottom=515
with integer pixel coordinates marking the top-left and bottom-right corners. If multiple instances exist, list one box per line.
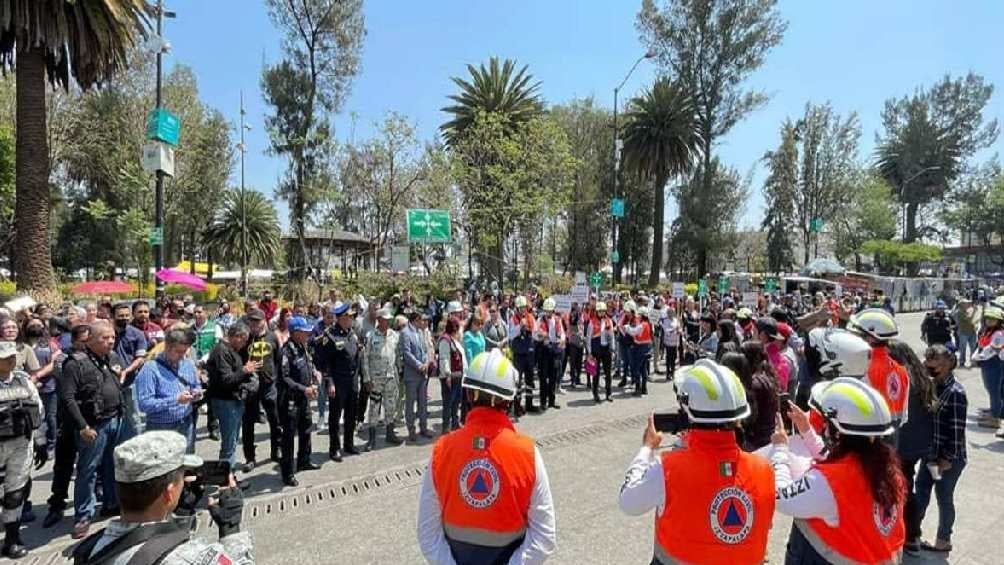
left=61, top=350, right=124, bottom=429
left=206, top=341, right=250, bottom=401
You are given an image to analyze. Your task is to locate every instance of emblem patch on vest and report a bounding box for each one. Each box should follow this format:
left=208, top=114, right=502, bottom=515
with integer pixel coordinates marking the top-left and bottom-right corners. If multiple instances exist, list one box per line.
left=460, top=458, right=500, bottom=509
left=886, top=372, right=901, bottom=401
left=873, top=502, right=897, bottom=537
left=709, top=486, right=754, bottom=544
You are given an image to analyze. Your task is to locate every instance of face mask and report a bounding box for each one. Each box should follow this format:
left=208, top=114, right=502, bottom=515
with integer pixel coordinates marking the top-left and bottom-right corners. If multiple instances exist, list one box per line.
left=115, top=319, right=129, bottom=329
left=26, top=328, right=45, bottom=339
left=926, top=365, right=940, bottom=379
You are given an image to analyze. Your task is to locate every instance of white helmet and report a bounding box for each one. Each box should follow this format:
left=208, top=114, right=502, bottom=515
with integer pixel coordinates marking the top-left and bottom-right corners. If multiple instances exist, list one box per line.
left=848, top=308, right=898, bottom=341
left=446, top=301, right=463, bottom=314
left=543, top=298, right=556, bottom=312
left=808, top=328, right=872, bottom=378
left=673, top=359, right=750, bottom=424
left=816, top=377, right=893, bottom=437
left=595, top=301, right=608, bottom=312
left=514, top=296, right=528, bottom=309
left=636, top=305, right=649, bottom=317
left=463, top=349, right=517, bottom=401
left=624, top=300, right=637, bottom=313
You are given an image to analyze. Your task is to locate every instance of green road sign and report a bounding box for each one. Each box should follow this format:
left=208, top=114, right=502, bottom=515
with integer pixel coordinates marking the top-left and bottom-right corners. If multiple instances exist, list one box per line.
left=610, top=198, right=625, bottom=218
left=589, top=272, right=604, bottom=288
left=407, top=209, right=451, bottom=243
left=764, top=278, right=778, bottom=292
left=148, top=226, right=163, bottom=246
left=611, top=250, right=620, bottom=264
left=698, top=279, right=708, bottom=297
left=718, top=277, right=730, bottom=293
left=809, top=218, right=824, bottom=233
left=146, top=108, right=181, bottom=146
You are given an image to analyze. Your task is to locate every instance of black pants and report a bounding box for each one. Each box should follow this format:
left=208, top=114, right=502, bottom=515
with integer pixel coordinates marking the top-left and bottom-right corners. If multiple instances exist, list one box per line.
left=356, top=387, right=369, bottom=424
left=538, top=347, right=559, bottom=409
left=567, top=344, right=584, bottom=386
left=664, top=345, right=678, bottom=376
left=591, top=344, right=613, bottom=400
left=515, top=353, right=535, bottom=408
left=901, top=456, right=922, bottom=541
left=328, top=381, right=358, bottom=453
left=47, top=422, right=77, bottom=510
left=242, top=382, right=282, bottom=462
left=279, top=397, right=312, bottom=478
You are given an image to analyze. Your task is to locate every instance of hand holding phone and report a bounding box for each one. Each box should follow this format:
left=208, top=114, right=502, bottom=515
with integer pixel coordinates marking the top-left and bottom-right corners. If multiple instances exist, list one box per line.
left=652, top=411, right=688, bottom=434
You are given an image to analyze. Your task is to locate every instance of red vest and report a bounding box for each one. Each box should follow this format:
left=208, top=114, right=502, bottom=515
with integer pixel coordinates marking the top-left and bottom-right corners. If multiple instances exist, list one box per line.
left=797, top=455, right=905, bottom=565
left=655, top=430, right=775, bottom=565
left=590, top=315, right=611, bottom=338
left=865, top=346, right=909, bottom=421
left=538, top=316, right=565, bottom=341
left=633, top=320, right=653, bottom=344
left=431, top=408, right=536, bottom=554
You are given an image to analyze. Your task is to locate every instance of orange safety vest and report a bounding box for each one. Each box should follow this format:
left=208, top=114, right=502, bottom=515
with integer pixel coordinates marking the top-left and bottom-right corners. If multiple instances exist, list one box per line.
left=538, top=315, right=565, bottom=341
left=431, top=407, right=536, bottom=563
left=590, top=315, right=611, bottom=338
left=865, top=346, right=910, bottom=422
left=655, top=430, right=775, bottom=565
left=634, top=320, right=653, bottom=345
left=511, top=312, right=536, bottom=331
left=796, top=455, right=905, bottom=565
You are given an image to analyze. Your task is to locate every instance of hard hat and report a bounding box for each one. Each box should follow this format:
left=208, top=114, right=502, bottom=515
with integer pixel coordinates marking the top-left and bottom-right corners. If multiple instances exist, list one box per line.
left=624, top=300, right=637, bottom=313
left=816, top=377, right=893, bottom=437
left=808, top=328, right=871, bottom=378
left=637, top=306, right=649, bottom=317
left=595, top=301, right=608, bottom=312
left=672, top=359, right=750, bottom=424
left=984, top=306, right=1004, bottom=320
left=848, top=308, right=898, bottom=341
left=446, top=301, right=463, bottom=314
left=463, top=349, right=517, bottom=401
left=514, top=296, right=528, bottom=309
left=737, top=307, right=753, bottom=320
left=808, top=380, right=832, bottom=414
left=543, top=298, right=556, bottom=312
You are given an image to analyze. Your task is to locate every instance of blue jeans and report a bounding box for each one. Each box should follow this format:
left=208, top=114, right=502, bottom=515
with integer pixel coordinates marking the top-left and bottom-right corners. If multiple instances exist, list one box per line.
left=957, top=332, right=977, bottom=366
left=146, top=413, right=196, bottom=454
left=979, top=357, right=1003, bottom=417
left=618, top=339, right=632, bottom=377
left=74, top=418, right=121, bottom=521
left=40, top=391, right=58, bottom=451
left=915, top=459, right=966, bottom=541
left=118, top=386, right=144, bottom=442
left=211, top=398, right=244, bottom=469
left=439, top=378, right=462, bottom=431
left=630, top=343, right=651, bottom=392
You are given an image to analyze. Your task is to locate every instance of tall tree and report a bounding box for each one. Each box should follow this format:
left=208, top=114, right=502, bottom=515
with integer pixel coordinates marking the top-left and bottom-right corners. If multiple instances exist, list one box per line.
left=671, top=158, right=747, bottom=279
left=620, top=79, right=701, bottom=287
left=0, top=0, right=152, bottom=290
left=263, top=0, right=365, bottom=279
left=441, top=57, right=543, bottom=147
left=761, top=122, right=798, bottom=274
left=831, top=172, right=898, bottom=271
left=637, top=0, right=786, bottom=275
left=876, top=73, right=999, bottom=244
left=203, top=189, right=283, bottom=269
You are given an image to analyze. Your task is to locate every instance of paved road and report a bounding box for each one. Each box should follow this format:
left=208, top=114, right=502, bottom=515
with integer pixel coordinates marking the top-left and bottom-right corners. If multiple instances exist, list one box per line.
left=13, top=312, right=1004, bottom=564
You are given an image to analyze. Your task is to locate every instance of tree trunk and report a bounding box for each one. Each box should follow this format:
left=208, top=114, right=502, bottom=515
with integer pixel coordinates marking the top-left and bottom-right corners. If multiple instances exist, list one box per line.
left=648, top=173, right=668, bottom=288
left=904, top=202, right=919, bottom=276
left=13, top=47, right=55, bottom=291
left=697, top=133, right=713, bottom=279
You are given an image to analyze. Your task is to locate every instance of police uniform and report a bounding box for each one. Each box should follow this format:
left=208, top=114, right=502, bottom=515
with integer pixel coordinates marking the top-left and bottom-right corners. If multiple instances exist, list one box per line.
left=277, top=338, right=316, bottom=482
left=315, top=321, right=361, bottom=458
left=361, top=322, right=402, bottom=448
left=0, top=349, right=43, bottom=558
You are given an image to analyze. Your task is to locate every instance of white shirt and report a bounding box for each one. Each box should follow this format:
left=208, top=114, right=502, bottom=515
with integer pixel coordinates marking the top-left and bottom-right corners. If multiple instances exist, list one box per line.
left=770, top=445, right=840, bottom=526
left=584, top=318, right=614, bottom=353
left=417, top=446, right=557, bottom=565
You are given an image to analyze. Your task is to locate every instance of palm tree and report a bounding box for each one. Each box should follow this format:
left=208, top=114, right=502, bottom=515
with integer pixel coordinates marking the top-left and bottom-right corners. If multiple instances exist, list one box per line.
left=440, top=57, right=543, bottom=146
left=202, top=189, right=282, bottom=276
left=0, top=1, right=151, bottom=290
left=621, top=79, right=701, bottom=287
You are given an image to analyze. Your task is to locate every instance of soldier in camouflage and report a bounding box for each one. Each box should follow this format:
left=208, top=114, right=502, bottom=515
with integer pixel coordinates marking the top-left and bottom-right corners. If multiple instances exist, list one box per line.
left=361, top=309, right=404, bottom=451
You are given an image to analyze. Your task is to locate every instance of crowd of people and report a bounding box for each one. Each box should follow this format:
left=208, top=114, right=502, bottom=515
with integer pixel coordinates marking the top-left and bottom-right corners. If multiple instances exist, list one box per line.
left=0, top=282, right=996, bottom=562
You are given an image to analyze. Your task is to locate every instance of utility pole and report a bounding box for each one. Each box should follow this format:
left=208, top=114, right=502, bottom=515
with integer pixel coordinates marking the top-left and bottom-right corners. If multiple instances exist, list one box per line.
left=152, top=0, right=175, bottom=299
left=239, top=91, right=250, bottom=301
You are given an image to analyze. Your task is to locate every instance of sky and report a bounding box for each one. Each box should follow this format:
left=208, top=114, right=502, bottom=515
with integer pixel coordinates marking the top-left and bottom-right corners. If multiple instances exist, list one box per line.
left=166, top=0, right=1004, bottom=229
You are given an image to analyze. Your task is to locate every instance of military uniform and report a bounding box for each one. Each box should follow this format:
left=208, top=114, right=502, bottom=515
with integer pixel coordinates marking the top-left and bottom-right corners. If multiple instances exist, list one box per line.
left=314, top=324, right=361, bottom=458
left=361, top=326, right=402, bottom=449
left=74, top=514, right=254, bottom=565
left=0, top=366, right=43, bottom=557
left=277, top=339, right=316, bottom=481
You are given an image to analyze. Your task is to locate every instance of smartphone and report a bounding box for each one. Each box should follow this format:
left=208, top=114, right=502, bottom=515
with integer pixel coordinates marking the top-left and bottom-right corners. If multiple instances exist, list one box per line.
left=778, top=392, right=792, bottom=413
left=193, top=460, right=232, bottom=486
left=190, top=389, right=204, bottom=402
left=653, top=411, right=688, bottom=434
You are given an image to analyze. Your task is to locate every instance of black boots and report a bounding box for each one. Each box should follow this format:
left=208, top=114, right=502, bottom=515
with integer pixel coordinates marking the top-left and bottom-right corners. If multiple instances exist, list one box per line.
left=385, top=425, right=404, bottom=446
left=2, top=521, right=27, bottom=559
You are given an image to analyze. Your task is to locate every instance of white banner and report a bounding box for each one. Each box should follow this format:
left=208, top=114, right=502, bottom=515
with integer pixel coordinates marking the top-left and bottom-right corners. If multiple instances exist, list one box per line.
left=672, top=282, right=686, bottom=298
left=742, top=291, right=758, bottom=307
left=570, top=284, right=589, bottom=307
left=552, top=294, right=572, bottom=314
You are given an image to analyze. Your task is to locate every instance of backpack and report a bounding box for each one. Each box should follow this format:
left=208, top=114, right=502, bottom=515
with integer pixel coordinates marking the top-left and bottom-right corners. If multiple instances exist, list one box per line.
left=73, top=521, right=190, bottom=565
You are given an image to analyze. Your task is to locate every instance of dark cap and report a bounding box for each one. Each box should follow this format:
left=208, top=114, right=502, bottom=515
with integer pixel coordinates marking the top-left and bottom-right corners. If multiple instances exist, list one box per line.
left=756, top=317, right=782, bottom=340
left=246, top=308, right=265, bottom=322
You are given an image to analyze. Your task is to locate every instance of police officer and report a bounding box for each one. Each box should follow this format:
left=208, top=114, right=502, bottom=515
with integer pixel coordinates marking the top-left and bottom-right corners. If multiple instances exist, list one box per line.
left=771, top=378, right=906, bottom=564
left=619, top=360, right=776, bottom=565
left=361, top=308, right=404, bottom=451
left=276, top=317, right=322, bottom=487
left=0, top=341, right=45, bottom=558
left=921, top=300, right=955, bottom=347
left=315, top=301, right=361, bottom=462
left=73, top=431, right=254, bottom=565
left=417, top=350, right=556, bottom=564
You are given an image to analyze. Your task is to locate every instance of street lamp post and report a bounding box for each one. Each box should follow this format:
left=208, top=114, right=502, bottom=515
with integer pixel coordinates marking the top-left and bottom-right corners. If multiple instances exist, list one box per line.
left=612, top=50, right=656, bottom=283
left=153, top=0, right=175, bottom=299
left=238, top=91, right=251, bottom=301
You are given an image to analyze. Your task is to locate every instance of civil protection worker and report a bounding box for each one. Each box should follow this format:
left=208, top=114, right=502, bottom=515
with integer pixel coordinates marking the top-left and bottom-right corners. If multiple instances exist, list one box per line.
left=771, top=377, right=907, bottom=565
left=848, top=309, right=910, bottom=430
left=417, top=349, right=556, bottom=564
left=798, top=327, right=872, bottom=409
left=618, top=359, right=775, bottom=565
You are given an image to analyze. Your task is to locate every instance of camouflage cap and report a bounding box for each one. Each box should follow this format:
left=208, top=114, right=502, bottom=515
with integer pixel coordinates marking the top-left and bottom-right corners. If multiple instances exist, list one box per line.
left=114, top=431, right=203, bottom=483
left=0, top=341, right=15, bottom=359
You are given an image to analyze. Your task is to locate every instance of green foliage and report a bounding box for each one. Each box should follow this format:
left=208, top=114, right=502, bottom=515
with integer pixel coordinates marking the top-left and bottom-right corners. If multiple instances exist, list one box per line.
left=860, top=240, right=942, bottom=274
left=0, top=125, right=13, bottom=256
left=441, top=57, right=543, bottom=147
left=202, top=189, right=282, bottom=268
left=941, top=162, right=1004, bottom=265
left=761, top=122, right=798, bottom=273
left=832, top=173, right=898, bottom=270
left=622, top=78, right=702, bottom=286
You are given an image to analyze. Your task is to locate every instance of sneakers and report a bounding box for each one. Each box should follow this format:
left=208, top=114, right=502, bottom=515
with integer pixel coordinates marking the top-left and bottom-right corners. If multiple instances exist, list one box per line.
left=977, top=416, right=1000, bottom=429
left=72, top=519, right=91, bottom=540
left=904, top=540, right=921, bottom=556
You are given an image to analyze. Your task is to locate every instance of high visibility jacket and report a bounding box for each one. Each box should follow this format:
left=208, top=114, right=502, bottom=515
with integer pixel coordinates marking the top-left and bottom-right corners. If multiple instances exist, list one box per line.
left=795, top=455, right=905, bottom=565
left=537, top=315, right=566, bottom=344
left=633, top=320, right=653, bottom=345
left=431, top=407, right=536, bottom=564
left=655, top=430, right=775, bottom=565
left=864, top=346, right=910, bottom=423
